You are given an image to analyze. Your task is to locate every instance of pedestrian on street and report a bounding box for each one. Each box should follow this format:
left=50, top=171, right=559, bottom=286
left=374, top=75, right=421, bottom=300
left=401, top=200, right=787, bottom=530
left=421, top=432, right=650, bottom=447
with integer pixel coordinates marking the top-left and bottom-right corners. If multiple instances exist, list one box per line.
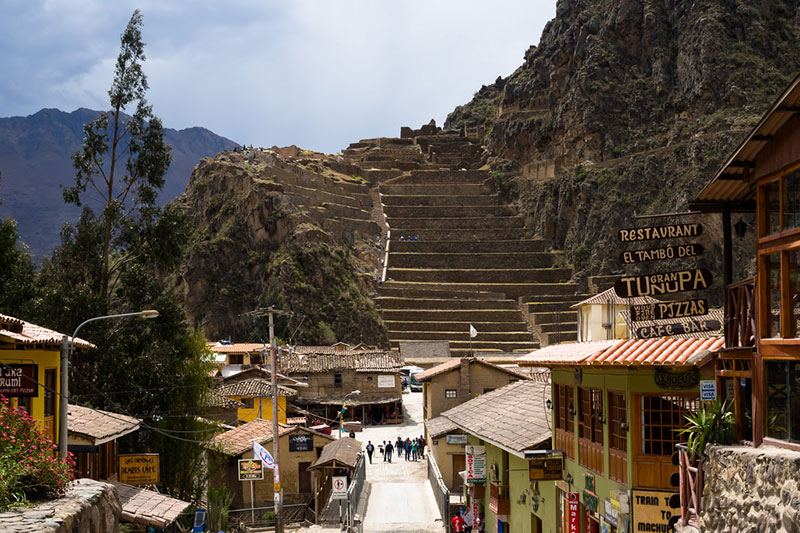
left=396, top=437, right=404, bottom=460
left=418, top=436, right=426, bottom=458
left=411, top=439, right=418, bottom=461
left=385, top=441, right=394, bottom=462
left=451, top=511, right=467, bottom=533
left=405, top=438, right=412, bottom=460
left=366, top=441, right=374, bottom=464
left=381, top=441, right=387, bottom=461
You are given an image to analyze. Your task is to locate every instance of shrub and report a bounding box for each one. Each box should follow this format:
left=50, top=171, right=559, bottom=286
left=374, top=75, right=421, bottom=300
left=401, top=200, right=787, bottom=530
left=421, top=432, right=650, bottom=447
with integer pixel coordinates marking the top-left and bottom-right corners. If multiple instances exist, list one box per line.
left=676, top=399, right=735, bottom=461
left=0, top=395, right=75, bottom=510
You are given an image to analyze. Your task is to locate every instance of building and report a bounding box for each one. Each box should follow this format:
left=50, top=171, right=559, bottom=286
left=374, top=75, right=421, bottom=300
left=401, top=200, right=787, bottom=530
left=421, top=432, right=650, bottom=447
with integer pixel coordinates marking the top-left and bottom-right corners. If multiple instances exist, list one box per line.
left=0, top=313, right=92, bottom=445
left=684, top=70, right=800, bottom=531
left=518, top=336, right=724, bottom=533
left=432, top=379, right=552, bottom=533
left=280, top=349, right=403, bottom=425
left=415, top=357, right=533, bottom=421
left=215, top=377, right=297, bottom=424
left=209, top=418, right=334, bottom=509
left=574, top=289, right=659, bottom=341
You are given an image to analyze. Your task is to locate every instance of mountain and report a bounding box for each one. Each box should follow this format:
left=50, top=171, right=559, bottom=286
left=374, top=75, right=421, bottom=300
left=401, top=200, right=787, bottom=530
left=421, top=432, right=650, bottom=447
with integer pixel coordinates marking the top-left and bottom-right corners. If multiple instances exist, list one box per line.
left=0, top=108, right=238, bottom=257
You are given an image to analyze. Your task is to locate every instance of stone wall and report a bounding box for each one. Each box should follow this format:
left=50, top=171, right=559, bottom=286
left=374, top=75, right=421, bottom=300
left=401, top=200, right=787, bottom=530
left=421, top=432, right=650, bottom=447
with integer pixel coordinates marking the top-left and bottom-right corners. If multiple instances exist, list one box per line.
left=698, top=445, right=800, bottom=533
left=0, top=479, right=120, bottom=532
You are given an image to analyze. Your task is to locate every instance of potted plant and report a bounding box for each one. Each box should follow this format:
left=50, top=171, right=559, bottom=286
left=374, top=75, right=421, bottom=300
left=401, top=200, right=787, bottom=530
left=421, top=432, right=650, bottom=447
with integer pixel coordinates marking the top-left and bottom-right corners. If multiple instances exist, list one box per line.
left=677, top=399, right=735, bottom=461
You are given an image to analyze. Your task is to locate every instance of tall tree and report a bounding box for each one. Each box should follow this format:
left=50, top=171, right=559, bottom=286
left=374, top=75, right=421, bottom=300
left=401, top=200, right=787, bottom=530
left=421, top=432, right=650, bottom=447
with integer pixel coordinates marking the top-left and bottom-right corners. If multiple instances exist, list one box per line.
left=64, top=9, right=170, bottom=306
left=0, top=171, right=37, bottom=316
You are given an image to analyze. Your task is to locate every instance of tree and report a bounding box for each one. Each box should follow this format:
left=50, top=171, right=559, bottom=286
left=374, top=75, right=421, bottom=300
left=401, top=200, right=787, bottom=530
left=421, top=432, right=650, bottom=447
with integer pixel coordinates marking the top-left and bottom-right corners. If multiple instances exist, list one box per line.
left=0, top=171, right=37, bottom=316
left=64, top=9, right=170, bottom=306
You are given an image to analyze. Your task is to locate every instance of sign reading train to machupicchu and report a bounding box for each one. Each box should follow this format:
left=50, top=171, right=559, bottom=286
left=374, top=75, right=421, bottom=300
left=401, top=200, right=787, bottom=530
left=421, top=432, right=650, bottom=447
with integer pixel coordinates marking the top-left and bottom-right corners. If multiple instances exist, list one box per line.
left=635, top=319, right=722, bottom=339
left=618, top=223, right=703, bottom=243
left=614, top=268, right=713, bottom=298
left=630, top=299, right=709, bottom=322
left=620, top=243, right=704, bottom=264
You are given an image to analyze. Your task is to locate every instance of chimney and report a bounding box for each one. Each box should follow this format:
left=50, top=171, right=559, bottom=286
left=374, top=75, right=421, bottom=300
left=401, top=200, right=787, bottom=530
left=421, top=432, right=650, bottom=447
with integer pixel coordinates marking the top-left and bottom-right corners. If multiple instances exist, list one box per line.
left=459, top=358, right=471, bottom=400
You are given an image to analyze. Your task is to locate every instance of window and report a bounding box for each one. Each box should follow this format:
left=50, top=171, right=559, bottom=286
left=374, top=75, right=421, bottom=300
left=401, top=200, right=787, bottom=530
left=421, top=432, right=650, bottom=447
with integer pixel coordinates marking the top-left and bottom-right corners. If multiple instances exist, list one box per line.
left=445, top=389, right=457, bottom=399
left=555, top=384, right=574, bottom=432
left=44, top=369, right=56, bottom=417
left=578, top=387, right=603, bottom=444
left=228, top=354, right=244, bottom=365
left=608, top=391, right=627, bottom=452
left=761, top=169, right=800, bottom=236
left=334, top=374, right=342, bottom=386
left=765, top=361, right=800, bottom=442
left=17, top=396, right=32, bottom=414
left=242, top=397, right=255, bottom=409
left=640, top=395, right=699, bottom=455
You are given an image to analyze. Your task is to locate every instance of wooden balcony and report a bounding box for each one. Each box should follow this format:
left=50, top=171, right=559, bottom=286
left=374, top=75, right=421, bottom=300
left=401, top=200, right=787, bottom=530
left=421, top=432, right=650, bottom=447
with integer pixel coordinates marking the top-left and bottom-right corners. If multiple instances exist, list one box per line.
left=578, top=438, right=604, bottom=474
left=555, top=429, right=574, bottom=460
left=727, top=278, right=755, bottom=348
left=677, top=444, right=702, bottom=528
left=467, top=483, right=485, bottom=499
left=489, top=481, right=510, bottom=515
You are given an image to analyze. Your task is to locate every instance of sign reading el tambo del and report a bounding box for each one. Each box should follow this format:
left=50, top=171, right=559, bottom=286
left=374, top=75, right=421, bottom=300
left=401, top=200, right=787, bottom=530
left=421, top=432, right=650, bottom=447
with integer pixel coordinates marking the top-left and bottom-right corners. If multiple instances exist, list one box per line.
left=119, top=454, right=159, bottom=485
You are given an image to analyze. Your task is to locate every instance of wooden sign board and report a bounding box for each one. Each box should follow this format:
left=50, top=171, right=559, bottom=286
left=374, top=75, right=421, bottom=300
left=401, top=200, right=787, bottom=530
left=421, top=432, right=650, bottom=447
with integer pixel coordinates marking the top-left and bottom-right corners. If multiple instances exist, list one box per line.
left=632, top=490, right=679, bottom=533
left=634, top=319, right=721, bottom=339
left=529, top=456, right=563, bottom=481
left=119, top=454, right=159, bottom=485
left=0, top=364, right=37, bottom=397
left=618, top=223, right=702, bottom=243
left=288, top=433, right=314, bottom=452
left=238, top=459, right=264, bottom=481
left=614, top=269, right=713, bottom=298
left=630, top=299, right=709, bottom=321
left=620, top=243, right=704, bottom=264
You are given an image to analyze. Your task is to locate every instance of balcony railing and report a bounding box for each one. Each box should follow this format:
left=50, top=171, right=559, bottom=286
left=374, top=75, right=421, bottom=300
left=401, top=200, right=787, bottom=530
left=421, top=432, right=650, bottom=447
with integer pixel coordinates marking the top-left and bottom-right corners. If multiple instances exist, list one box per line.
left=489, top=481, right=510, bottom=515
left=677, top=444, right=702, bottom=528
left=726, top=278, right=756, bottom=348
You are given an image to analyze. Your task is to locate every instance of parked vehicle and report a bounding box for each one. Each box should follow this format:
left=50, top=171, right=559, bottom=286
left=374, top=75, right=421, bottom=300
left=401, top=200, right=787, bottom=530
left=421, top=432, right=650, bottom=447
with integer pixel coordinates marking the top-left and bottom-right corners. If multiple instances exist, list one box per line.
left=409, top=374, right=422, bottom=392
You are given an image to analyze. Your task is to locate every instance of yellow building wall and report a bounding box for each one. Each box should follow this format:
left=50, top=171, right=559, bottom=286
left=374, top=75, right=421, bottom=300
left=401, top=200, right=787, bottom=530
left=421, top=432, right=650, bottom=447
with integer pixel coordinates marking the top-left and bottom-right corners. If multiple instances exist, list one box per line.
left=0, top=347, right=61, bottom=443
left=579, top=304, right=629, bottom=341
left=235, top=395, right=287, bottom=423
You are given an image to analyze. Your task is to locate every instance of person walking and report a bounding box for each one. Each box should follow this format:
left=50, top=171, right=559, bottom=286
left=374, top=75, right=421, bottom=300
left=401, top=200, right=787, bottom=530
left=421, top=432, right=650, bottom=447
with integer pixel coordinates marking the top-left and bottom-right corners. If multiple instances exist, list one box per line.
left=366, top=441, right=374, bottom=464
left=395, top=437, right=404, bottom=460
left=381, top=441, right=387, bottom=462
left=418, top=436, right=426, bottom=459
left=385, top=441, right=394, bottom=462
left=404, top=438, right=411, bottom=460
left=411, top=439, right=418, bottom=461
left=451, top=511, right=467, bottom=533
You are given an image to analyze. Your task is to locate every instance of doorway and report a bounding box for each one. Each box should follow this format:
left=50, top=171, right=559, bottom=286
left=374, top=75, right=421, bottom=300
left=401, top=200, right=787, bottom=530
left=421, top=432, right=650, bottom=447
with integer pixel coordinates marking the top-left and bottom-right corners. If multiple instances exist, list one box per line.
left=452, top=454, right=465, bottom=490
left=298, top=462, right=312, bottom=493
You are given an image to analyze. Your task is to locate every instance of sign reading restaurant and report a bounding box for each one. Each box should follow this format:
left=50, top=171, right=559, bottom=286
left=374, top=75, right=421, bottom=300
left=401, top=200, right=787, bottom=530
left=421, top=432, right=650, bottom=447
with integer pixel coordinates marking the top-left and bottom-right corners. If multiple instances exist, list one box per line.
left=618, top=223, right=703, bottom=243
left=614, top=268, right=713, bottom=298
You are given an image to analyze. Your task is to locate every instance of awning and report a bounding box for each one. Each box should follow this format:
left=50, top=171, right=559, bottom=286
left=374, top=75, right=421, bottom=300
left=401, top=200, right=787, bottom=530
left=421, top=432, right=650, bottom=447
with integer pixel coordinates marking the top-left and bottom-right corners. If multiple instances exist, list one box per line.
left=109, top=481, right=191, bottom=529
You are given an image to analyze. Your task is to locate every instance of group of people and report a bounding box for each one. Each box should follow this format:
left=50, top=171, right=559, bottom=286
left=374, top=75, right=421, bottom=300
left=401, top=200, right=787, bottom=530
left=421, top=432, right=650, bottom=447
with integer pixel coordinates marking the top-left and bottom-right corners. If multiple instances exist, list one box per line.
left=364, top=436, right=426, bottom=463
left=451, top=508, right=483, bottom=533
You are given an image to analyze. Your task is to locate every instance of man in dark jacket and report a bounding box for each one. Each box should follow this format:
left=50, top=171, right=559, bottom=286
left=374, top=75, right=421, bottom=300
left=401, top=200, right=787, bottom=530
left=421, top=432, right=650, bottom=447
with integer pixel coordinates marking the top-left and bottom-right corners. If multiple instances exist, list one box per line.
left=385, top=441, right=394, bottom=462
left=366, top=441, right=375, bottom=464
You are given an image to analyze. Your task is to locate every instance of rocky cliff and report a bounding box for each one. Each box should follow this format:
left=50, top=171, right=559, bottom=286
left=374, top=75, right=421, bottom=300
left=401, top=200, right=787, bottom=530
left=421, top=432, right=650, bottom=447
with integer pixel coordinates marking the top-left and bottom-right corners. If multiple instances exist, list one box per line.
left=446, top=0, right=800, bottom=281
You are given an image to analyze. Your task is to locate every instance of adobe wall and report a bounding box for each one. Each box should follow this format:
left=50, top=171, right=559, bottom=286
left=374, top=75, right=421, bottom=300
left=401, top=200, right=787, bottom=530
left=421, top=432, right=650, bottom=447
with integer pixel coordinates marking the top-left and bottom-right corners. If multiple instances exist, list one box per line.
left=0, top=479, right=121, bottom=532
left=697, top=445, right=800, bottom=533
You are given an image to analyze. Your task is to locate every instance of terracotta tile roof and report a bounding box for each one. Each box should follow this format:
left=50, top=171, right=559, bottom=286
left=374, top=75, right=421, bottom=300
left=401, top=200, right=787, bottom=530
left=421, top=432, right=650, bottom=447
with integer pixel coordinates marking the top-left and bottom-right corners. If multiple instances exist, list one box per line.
left=440, top=380, right=551, bottom=456
left=210, top=418, right=294, bottom=456
left=309, top=437, right=362, bottom=470
left=294, top=343, right=368, bottom=355
left=619, top=308, right=724, bottom=339
left=280, top=350, right=403, bottom=374
left=571, top=288, right=660, bottom=308
left=415, top=357, right=530, bottom=382
left=425, top=415, right=460, bottom=438
left=216, top=378, right=297, bottom=398
left=210, top=342, right=266, bottom=354
left=518, top=336, right=725, bottom=367
left=0, top=313, right=94, bottom=349
left=68, top=404, right=140, bottom=445
left=204, top=389, right=245, bottom=409
left=109, top=481, right=191, bottom=529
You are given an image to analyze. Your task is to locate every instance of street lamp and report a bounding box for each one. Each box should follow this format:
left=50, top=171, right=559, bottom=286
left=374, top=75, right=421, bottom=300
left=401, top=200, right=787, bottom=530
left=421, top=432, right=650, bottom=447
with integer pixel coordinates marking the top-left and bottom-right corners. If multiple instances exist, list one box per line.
left=59, top=309, right=159, bottom=460
left=339, top=390, right=361, bottom=437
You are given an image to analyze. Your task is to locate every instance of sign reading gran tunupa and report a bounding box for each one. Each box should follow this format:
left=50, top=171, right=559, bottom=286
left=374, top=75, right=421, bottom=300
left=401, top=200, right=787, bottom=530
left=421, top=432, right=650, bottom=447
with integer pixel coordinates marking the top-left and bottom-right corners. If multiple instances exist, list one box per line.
left=614, top=269, right=712, bottom=298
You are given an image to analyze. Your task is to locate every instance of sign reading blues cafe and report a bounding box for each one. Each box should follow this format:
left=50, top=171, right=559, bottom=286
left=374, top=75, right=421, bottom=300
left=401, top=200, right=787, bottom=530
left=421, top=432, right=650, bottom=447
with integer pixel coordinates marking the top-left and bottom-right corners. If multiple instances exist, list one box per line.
left=616, top=223, right=720, bottom=338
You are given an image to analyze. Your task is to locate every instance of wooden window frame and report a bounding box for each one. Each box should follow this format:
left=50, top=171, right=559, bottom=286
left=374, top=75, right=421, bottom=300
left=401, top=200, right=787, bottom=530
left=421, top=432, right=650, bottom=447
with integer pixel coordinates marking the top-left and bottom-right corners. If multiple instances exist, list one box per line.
left=445, top=389, right=457, bottom=399
left=578, top=387, right=604, bottom=474
left=638, top=394, right=699, bottom=456
left=554, top=384, right=575, bottom=460
left=608, top=391, right=627, bottom=452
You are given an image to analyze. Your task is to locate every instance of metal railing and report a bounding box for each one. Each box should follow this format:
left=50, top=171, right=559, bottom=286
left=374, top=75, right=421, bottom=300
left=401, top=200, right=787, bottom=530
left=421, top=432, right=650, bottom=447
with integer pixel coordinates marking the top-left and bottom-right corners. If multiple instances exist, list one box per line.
left=228, top=501, right=312, bottom=529
left=427, top=453, right=450, bottom=530
left=676, top=443, right=703, bottom=527
left=343, top=455, right=366, bottom=533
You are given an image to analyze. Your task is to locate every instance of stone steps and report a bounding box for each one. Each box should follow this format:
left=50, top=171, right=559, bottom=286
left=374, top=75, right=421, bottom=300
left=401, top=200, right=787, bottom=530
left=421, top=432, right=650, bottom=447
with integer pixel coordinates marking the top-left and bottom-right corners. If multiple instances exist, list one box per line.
left=383, top=205, right=513, bottom=218
left=382, top=320, right=530, bottom=333
left=390, top=339, right=538, bottom=353
left=376, top=286, right=506, bottom=300
left=386, top=268, right=573, bottom=284
left=539, top=322, right=578, bottom=333
left=376, top=297, right=518, bottom=310
left=389, top=240, right=549, bottom=253
left=526, top=301, right=579, bottom=313
left=380, top=308, right=526, bottom=322
left=530, top=311, right=578, bottom=325
left=542, top=331, right=578, bottom=345
left=388, top=228, right=534, bottom=241
left=389, top=216, right=525, bottom=230
left=381, top=194, right=502, bottom=207
left=380, top=281, right=582, bottom=300
left=387, top=252, right=557, bottom=269
left=391, top=169, right=490, bottom=184
left=380, top=183, right=493, bottom=196
left=388, top=330, right=535, bottom=342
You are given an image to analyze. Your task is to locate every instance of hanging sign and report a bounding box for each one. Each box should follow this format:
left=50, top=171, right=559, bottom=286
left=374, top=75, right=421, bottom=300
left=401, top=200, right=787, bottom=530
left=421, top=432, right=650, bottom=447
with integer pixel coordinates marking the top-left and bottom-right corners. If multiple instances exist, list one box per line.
left=238, top=459, right=264, bottom=481
left=630, top=299, right=709, bottom=321
left=618, top=223, right=703, bottom=243
left=614, top=268, right=713, bottom=298
left=654, top=368, right=700, bottom=390
left=568, top=492, right=580, bottom=533
left=119, top=454, right=159, bottom=485
left=289, top=433, right=314, bottom=452
left=465, top=445, right=487, bottom=484
left=620, top=243, right=704, bottom=264
left=446, top=434, right=468, bottom=445
left=634, top=319, right=721, bottom=339
left=529, top=456, right=563, bottom=481
left=0, top=364, right=37, bottom=397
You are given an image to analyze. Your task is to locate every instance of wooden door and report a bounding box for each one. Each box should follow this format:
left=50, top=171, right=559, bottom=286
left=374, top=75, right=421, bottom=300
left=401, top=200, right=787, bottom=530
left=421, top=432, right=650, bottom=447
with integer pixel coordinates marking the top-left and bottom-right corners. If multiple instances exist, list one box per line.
left=299, top=462, right=312, bottom=493
left=452, top=454, right=465, bottom=490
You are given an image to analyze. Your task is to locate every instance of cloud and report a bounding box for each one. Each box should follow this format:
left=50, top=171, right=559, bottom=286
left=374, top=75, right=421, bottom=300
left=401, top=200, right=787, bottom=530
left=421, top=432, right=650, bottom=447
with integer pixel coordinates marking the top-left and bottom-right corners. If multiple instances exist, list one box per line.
left=0, top=0, right=554, bottom=152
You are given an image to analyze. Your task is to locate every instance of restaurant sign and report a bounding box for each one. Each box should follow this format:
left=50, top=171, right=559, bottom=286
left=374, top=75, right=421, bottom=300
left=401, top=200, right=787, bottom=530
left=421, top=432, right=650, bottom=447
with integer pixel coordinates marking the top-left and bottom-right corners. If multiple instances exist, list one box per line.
left=634, top=319, right=721, bottom=339
left=529, top=456, right=563, bottom=481
left=238, top=459, right=264, bottom=481
left=618, top=223, right=703, bottom=243
left=465, top=445, right=486, bottom=484
left=614, top=268, right=713, bottom=298
left=289, top=433, right=314, bottom=452
left=119, top=454, right=159, bottom=485
left=630, top=299, right=709, bottom=321
left=0, top=364, right=37, bottom=397
left=620, top=243, right=704, bottom=264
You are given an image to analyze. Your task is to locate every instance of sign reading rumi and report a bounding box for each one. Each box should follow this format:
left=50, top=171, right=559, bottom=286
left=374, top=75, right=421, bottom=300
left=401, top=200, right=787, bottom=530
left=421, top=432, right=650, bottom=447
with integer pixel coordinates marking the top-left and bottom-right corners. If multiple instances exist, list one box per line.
left=620, top=243, right=704, bottom=264
left=0, top=364, right=37, bottom=397
left=614, top=269, right=713, bottom=298
left=119, top=454, right=159, bottom=485
left=630, top=299, right=709, bottom=321
left=618, top=223, right=703, bottom=243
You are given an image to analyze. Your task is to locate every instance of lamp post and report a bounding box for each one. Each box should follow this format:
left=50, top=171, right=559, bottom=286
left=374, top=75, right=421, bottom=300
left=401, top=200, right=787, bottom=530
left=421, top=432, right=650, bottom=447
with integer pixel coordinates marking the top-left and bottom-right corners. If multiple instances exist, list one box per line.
left=59, top=309, right=159, bottom=460
left=339, top=390, right=361, bottom=437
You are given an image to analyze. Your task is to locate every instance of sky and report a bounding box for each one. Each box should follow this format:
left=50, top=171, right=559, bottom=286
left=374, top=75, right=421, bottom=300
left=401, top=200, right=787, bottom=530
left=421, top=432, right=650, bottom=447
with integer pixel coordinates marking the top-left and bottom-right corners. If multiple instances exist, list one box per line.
left=0, top=1, right=555, bottom=154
